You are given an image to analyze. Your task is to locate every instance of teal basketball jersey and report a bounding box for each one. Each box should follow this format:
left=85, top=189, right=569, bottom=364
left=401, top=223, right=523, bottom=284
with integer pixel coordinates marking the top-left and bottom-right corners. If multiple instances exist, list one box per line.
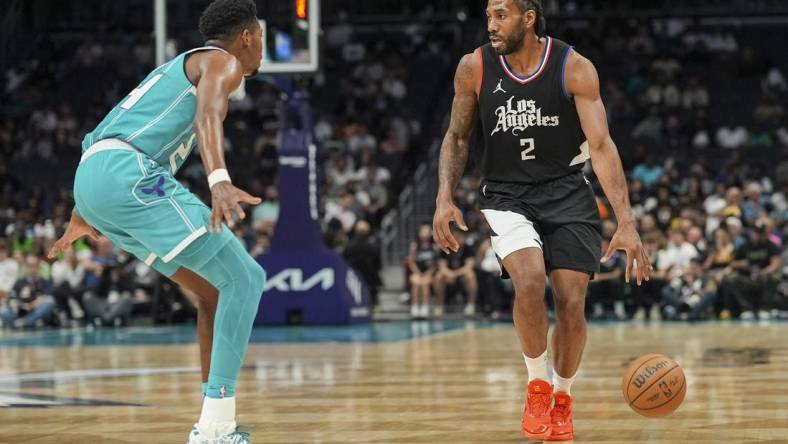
left=82, top=46, right=227, bottom=175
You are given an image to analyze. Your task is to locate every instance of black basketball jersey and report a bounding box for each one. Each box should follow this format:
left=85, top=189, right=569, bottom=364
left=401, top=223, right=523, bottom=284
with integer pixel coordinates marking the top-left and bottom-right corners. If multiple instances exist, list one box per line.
left=478, top=37, right=588, bottom=183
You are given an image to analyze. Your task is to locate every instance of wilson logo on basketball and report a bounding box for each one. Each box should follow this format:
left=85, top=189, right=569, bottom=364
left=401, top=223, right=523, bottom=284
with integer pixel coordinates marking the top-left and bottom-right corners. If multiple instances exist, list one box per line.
left=632, top=360, right=670, bottom=389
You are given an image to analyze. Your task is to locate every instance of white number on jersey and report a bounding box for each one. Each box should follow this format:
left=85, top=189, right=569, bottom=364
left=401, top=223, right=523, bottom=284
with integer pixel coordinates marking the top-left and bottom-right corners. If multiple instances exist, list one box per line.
left=120, top=74, right=164, bottom=110
left=520, top=138, right=536, bottom=161
left=169, top=134, right=196, bottom=173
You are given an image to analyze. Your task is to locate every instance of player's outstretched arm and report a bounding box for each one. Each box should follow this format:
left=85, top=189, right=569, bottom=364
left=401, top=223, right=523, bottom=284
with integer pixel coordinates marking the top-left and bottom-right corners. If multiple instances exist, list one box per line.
left=433, top=51, right=480, bottom=254
left=192, top=52, right=261, bottom=232
left=566, top=51, right=652, bottom=285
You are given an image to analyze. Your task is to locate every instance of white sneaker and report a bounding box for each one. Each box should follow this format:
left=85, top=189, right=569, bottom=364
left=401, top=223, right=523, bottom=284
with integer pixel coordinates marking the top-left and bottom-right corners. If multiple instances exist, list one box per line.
left=187, top=426, right=250, bottom=444
left=433, top=306, right=444, bottom=317
left=633, top=307, right=646, bottom=321
left=758, top=310, right=772, bottom=320
left=740, top=311, right=755, bottom=320
left=410, top=305, right=419, bottom=318
left=463, top=304, right=475, bottom=317
left=419, top=304, right=430, bottom=319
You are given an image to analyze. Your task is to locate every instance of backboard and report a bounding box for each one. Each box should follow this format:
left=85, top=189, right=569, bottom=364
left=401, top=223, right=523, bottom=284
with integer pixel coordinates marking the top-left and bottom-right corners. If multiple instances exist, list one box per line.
left=258, top=0, right=319, bottom=74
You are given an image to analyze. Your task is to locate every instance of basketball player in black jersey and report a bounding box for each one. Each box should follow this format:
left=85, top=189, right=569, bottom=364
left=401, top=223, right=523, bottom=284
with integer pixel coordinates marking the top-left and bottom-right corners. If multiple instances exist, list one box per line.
left=432, top=0, right=652, bottom=440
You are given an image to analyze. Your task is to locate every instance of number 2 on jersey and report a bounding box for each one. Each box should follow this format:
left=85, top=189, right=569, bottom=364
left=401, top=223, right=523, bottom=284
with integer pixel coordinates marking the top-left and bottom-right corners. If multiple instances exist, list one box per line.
left=169, top=134, right=196, bottom=173
left=520, top=138, right=535, bottom=161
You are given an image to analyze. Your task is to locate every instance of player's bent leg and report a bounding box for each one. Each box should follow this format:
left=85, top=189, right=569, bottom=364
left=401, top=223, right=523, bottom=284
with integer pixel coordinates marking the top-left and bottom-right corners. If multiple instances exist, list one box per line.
left=170, top=268, right=219, bottom=389
left=482, top=209, right=552, bottom=439
left=502, top=249, right=549, bottom=366
left=174, top=236, right=265, bottom=443
left=550, top=269, right=589, bottom=378
left=540, top=220, right=600, bottom=439
left=547, top=268, right=591, bottom=441
left=501, top=248, right=552, bottom=440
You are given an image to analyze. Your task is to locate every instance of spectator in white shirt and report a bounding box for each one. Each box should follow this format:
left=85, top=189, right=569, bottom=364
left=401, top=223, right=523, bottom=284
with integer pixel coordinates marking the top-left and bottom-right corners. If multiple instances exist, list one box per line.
left=354, top=163, right=391, bottom=186
left=704, top=182, right=728, bottom=235
left=656, top=229, right=699, bottom=280
left=324, top=192, right=360, bottom=233
left=51, top=246, right=86, bottom=323
left=355, top=165, right=390, bottom=227
left=0, top=240, right=20, bottom=326
left=325, top=151, right=356, bottom=192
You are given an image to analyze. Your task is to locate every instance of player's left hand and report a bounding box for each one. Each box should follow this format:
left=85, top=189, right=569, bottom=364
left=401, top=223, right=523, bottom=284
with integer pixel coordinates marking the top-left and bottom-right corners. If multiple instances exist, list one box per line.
left=209, top=182, right=262, bottom=232
left=48, top=211, right=100, bottom=259
left=602, top=222, right=652, bottom=285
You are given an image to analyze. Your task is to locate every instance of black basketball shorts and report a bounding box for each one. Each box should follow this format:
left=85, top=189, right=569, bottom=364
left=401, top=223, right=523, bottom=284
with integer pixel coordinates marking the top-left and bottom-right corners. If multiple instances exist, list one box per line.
left=479, top=171, right=603, bottom=277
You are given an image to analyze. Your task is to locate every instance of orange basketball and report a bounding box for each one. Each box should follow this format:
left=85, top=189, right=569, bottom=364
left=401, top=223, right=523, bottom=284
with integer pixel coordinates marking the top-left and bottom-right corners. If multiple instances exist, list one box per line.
left=621, top=354, right=686, bottom=417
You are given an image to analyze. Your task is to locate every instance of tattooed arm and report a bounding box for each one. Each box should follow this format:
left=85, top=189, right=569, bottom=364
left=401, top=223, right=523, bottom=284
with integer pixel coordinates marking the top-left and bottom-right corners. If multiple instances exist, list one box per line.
left=433, top=50, right=481, bottom=254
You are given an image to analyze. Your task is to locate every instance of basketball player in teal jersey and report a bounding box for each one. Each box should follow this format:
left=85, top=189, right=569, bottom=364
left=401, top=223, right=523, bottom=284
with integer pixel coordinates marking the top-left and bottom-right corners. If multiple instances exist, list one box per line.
left=48, top=0, right=264, bottom=442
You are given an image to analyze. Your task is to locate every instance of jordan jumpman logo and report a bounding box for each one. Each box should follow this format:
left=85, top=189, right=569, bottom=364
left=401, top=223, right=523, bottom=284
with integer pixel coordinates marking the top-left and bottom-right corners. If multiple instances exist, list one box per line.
left=494, top=79, right=506, bottom=94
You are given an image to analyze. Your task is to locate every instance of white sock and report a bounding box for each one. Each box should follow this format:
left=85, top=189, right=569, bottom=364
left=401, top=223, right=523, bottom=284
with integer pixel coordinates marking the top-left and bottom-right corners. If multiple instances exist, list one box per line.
left=523, top=350, right=549, bottom=382
left=197, top=396, right=237, bottom=438
left=553, top=369, right=576, bottom=395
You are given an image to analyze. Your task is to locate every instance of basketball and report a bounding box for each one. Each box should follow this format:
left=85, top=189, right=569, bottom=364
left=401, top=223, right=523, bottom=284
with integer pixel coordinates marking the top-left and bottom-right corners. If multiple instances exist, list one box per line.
left=622, top=354, right=686, bottom=417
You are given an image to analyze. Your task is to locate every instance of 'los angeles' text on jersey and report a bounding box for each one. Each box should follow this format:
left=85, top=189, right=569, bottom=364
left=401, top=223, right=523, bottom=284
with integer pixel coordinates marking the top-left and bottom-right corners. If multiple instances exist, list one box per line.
left=491, top=97, right=560, bottom=136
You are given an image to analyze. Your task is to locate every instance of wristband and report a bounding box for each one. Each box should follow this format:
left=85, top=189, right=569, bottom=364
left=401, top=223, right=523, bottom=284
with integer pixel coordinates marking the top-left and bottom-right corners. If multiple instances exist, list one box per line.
left=208, top=169, right=232, bottom=189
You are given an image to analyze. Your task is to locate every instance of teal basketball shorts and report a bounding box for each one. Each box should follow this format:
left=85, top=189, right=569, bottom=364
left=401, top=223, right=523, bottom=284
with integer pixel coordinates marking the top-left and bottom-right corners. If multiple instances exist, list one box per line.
left=73, top=139, right=234, bottom=277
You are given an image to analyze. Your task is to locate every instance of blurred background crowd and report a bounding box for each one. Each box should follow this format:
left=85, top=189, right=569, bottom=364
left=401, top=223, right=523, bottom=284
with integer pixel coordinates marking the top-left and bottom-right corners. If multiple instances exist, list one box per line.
left=1, top=0, right=787, bottom=329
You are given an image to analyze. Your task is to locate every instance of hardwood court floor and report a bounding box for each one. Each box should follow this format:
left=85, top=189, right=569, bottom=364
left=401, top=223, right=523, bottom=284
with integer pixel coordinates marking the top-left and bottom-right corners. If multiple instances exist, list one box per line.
left=1, top=321, right=787, bottom=443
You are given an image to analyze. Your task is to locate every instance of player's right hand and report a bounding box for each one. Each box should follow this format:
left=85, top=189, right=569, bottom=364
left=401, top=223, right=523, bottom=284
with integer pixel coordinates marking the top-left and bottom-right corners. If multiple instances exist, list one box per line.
left=209, top=182, right=262, bottom=233
left=433, top=200, right=468, bottom=254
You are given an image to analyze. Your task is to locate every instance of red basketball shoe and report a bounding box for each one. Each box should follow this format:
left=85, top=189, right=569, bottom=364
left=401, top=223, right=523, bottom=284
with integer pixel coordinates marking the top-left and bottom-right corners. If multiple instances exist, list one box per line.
left=521, top=379, right=553, bottom=440
left=548, top=391, right=574, bottom=441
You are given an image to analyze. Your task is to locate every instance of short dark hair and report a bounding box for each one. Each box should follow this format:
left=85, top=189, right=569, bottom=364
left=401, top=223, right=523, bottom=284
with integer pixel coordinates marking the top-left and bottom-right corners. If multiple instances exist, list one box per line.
left=199, top=0, right=258, bottom=42
left=515, top=0, right=546, bottom=37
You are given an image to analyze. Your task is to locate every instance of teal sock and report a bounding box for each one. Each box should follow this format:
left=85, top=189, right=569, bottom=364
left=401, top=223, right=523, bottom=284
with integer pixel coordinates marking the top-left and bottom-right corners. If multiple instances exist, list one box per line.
left=179, top=238, right=265, bottom=400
